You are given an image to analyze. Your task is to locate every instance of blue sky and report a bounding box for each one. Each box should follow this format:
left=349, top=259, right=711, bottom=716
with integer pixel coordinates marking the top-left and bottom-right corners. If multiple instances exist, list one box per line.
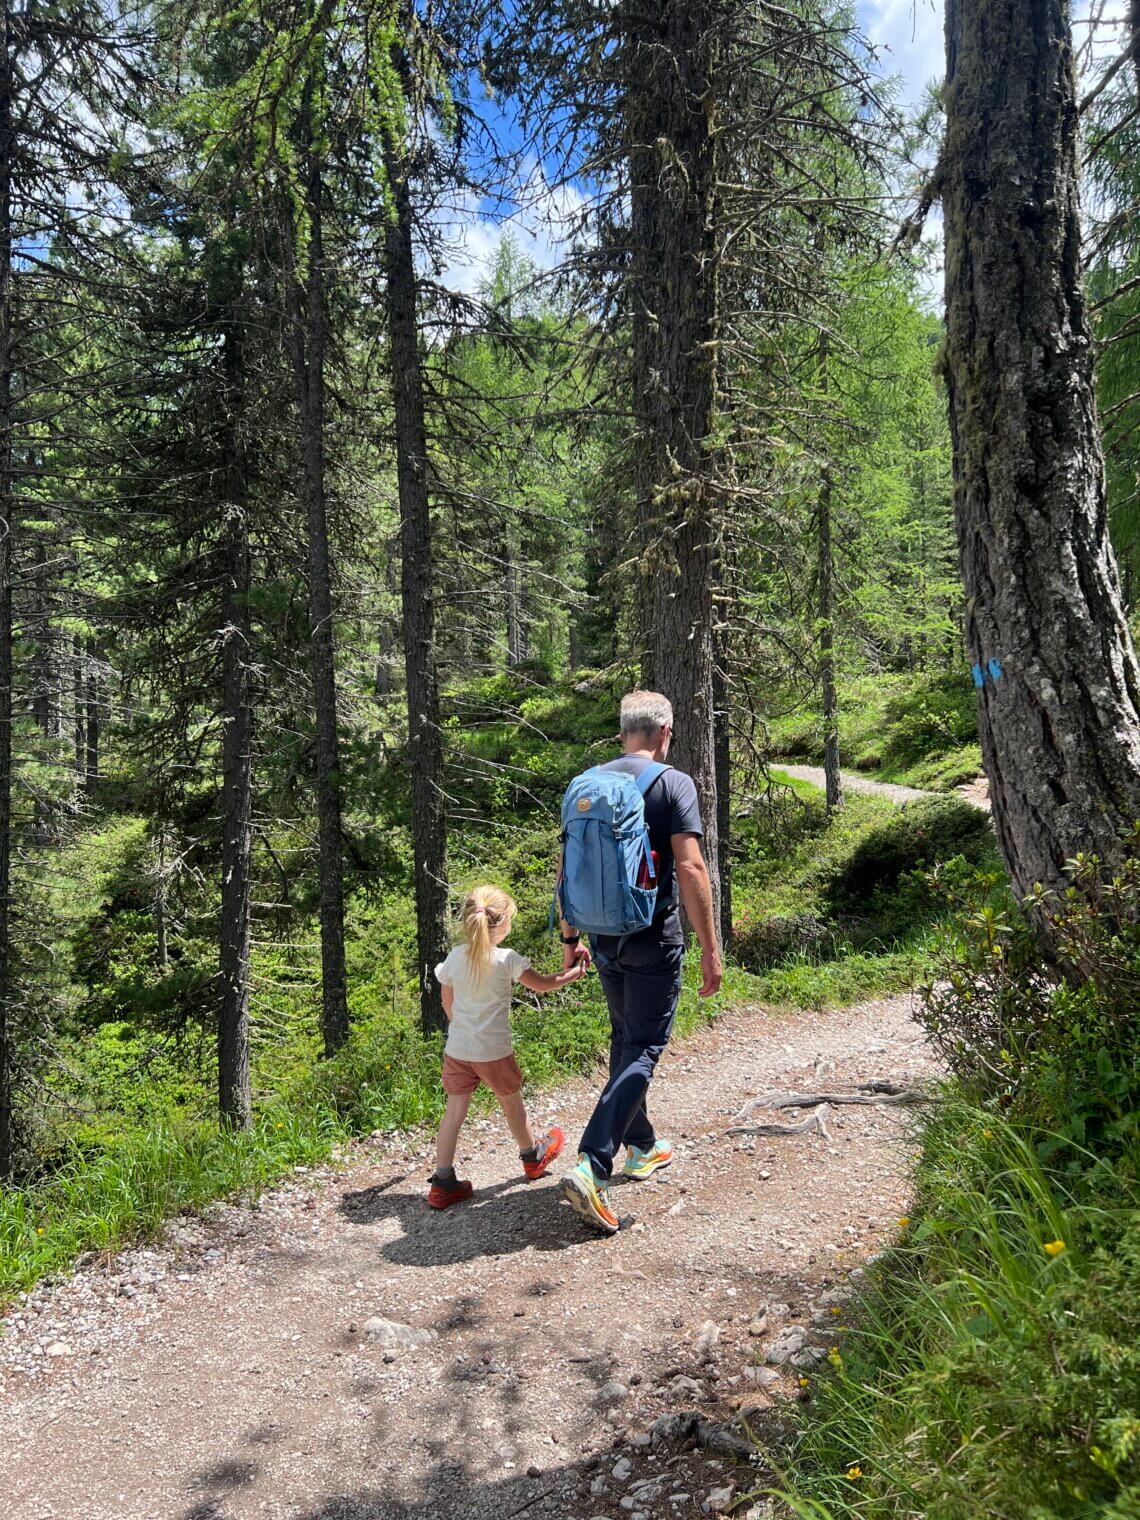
left=861, top=0, right=944, bottom=114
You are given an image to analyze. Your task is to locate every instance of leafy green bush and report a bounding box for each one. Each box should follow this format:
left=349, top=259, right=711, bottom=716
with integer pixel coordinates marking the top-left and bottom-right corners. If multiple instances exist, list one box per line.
left=920, top=844, right=1140, bottom=1160
left=823, top=798, right=993, bottom=917
left=733, top=911, right=837, bottom=972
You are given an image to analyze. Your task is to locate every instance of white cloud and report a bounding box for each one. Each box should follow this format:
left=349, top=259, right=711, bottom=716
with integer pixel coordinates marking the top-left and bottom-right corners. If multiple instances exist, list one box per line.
left=436, top=160, right=589, bottom=297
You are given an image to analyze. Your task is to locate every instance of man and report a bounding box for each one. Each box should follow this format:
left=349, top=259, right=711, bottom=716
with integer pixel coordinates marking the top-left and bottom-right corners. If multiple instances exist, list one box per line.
left=559, top=690, right=723, bottom=1233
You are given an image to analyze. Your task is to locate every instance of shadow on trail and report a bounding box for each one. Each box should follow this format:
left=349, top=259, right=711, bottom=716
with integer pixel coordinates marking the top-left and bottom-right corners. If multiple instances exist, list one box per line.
left=338, top=1172, right=588, bottom=1267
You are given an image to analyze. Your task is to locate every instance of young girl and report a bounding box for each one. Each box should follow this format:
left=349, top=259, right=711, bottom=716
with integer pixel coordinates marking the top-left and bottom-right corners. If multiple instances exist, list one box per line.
left=428, top=884, right=584, bottom=1210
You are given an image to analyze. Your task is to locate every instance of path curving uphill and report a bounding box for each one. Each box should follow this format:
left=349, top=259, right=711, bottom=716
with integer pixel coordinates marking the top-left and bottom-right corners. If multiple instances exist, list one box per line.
left=774, top=763, right=990, bottom=811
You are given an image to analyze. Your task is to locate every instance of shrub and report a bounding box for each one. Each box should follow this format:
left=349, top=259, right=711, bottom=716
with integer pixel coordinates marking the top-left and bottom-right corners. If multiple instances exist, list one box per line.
left=733, top=911, right=838, bottom=972
left=920, top=840, right=1140, bottom=1152
left=823, top=798, right=993, bottom=917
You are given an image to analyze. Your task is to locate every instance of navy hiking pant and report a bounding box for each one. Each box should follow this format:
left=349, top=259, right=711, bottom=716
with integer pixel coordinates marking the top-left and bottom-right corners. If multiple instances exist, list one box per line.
left=578, top=934, right=683, bottom=1180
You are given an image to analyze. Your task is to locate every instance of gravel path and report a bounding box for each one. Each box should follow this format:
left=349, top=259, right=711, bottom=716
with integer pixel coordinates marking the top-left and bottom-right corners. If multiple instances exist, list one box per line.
left=774, top=763, right=989, bottom=810
left=1, top=993, right=938, bottom=1520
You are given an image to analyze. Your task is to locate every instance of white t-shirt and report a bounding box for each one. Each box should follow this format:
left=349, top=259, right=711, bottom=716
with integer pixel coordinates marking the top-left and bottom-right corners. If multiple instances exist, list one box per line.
left=434, top=944, right=532, bottom=1062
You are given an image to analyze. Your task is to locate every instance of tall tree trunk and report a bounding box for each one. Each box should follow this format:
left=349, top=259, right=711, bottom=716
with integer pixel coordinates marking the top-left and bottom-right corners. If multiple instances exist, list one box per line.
left=504, top=517, right=523, bottom=667
left=818, top=463, right=841, bottom=810
left=629, top=0, right=722, bottom=928
left=286, top=146, right=349, bottom=1057
left=0, top=0, right=13, bottom=1180
left=383, top=139, right=449, bottom=1037
left=817, top=330, right=841, bottom=809
left=218, top=318, right=253, bottom=1129
left=84, top=639, right=98, bottom=795
left=712, top=598, right=733, bottom=948
left=155, top=825, right=169, bottom=972
left=942, top=0, right=1140, bottom=910
left=73, top=638, right=84, bottom=790
left=625, top=11, right=660, bottom=692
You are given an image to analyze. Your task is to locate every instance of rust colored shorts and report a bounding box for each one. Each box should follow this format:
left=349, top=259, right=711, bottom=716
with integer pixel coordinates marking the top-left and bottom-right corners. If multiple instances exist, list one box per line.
left=442, top=1052, right=523, bottom=1099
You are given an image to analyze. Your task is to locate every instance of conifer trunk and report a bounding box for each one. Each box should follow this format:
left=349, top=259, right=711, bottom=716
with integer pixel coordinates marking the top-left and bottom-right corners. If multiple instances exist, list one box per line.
left=818, top=466, right=841, bottom=811
left=0, top=0, right=13, bottom=1179
left=218, top=318, right=253, bottom=1128
left=943, top=0, right=1140, bottom=907
left=288, top=146, right=349, bottom=1057
left=626, top=0, right=722, bottom=926
left=84, top=640, right=98, bottom=794
left=383, top=140, right=449, bottom=1037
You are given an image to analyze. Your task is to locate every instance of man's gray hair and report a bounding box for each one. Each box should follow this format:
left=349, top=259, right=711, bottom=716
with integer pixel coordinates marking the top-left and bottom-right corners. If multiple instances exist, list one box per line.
left=620, top=690, right=673, bottom=740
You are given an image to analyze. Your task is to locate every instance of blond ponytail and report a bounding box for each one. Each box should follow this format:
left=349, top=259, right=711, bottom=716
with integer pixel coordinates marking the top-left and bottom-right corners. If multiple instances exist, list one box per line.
left=461, top=885, right=517, bottom=979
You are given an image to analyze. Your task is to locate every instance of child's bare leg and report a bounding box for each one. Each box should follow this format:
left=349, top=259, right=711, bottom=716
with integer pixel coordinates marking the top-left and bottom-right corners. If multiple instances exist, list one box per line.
left=436, top=1092, right=472, bottom=1171
left=498, top=1088, right=537, bottom=1152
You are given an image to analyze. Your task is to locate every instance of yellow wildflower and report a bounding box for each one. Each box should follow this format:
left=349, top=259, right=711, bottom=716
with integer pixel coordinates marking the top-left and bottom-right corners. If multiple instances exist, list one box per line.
left=982, top=1128, right=993, bottom=1139
left=1044, top=1239, right=1066, bottom=1257
left=830, top=1306, right=841, bottom=1316
left=898, top=1216, right=909, bottom=1228
left=828, top=1347, right=843, bottom=1368
left=798, top=1377, right=809, bottom=1387
left=846, top=1465, right=863, bottom=1480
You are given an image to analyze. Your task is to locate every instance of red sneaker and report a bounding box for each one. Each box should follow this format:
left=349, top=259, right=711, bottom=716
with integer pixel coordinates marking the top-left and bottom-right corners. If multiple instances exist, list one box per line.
left=522, top=1127, right=565, bottom=1181
left=427, top=1177, right=473, bottom=1210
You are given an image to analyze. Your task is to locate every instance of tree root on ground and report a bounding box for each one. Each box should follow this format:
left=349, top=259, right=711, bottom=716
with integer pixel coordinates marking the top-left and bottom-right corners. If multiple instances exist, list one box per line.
left=725, top=1103, right=833, bottom=1140
left=724, top=1081, right=930, bottom=1139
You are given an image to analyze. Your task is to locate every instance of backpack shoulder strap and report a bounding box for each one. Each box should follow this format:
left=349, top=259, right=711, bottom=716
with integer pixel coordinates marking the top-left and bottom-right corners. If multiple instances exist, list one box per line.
left=633, top=762, right=669, bottom=797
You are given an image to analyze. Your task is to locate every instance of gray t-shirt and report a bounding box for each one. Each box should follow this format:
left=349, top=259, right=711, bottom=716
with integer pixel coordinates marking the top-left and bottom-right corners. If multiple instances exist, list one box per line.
left=596, top=756, right=703, bottom=946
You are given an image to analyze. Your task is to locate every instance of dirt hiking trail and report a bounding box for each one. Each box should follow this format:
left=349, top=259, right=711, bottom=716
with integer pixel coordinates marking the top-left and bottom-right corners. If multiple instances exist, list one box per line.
left=1, top=994, right=938, bottom=1520
left=773, top=763, right=989, bottom=811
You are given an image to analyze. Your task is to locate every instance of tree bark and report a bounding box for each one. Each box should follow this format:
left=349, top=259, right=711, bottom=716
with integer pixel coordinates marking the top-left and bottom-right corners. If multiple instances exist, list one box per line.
left=942, top=0, right=1140, bottom=906
left=72, top=636, right=84, bottom=790
left=505, top=517, right=523, bottom=667
left=626, top=0, right=723, bottom=929
left=0, top=0, right=13, bottom=1179
left=713, top=603, right=733, bottom=947
left=84, top=639, right=99, bottom=795
left=383, top=137, right=450, bottom=1037
left=818, top=464, right=841, bottom=811
left=286, top=144, right=349, bottom=1057
left=218, top=317, right=253, bottom=1129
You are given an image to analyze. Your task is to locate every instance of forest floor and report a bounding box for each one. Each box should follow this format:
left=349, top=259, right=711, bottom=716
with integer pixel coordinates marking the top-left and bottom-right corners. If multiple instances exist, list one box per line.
left=1, top=992, right=939, bottom=1520
left=774, top=764, right=990, bottom=811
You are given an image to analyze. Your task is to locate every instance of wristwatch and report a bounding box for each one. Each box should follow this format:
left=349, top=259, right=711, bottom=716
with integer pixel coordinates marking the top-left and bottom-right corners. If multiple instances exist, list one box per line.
left=560, top=932, right=581, bottom=945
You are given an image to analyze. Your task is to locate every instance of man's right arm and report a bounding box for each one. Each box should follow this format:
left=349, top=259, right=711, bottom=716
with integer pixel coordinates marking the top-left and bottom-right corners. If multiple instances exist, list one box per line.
left=558, top=846, right=592, bottom=969
left=672, top=832, right=723, bottom=997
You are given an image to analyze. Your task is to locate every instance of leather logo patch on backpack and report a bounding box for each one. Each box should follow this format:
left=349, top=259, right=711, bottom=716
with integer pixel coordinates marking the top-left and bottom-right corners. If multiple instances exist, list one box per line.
left=576, top=797, right=591, bottom=812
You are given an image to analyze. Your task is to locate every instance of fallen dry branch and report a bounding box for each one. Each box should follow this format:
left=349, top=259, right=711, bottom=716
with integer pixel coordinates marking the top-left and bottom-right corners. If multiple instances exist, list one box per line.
left=726, top=1103, right=833, bottom=1140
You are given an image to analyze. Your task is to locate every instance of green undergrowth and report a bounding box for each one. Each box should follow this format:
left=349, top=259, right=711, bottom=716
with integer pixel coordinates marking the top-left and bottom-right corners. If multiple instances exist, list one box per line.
left=773, top=851, right=1140, bottom=1520
left=769, top=669, right=981, bottom=791
left=774, top=1101, right=1140, bottom=1520
left=1, top=668, right=997, bottom=1303
left=730, top=774, right=997, bottom=1007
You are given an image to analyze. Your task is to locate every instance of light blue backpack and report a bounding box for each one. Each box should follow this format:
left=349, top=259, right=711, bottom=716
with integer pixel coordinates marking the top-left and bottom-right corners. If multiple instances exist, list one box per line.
left=554, top=763, right=668, bottom=936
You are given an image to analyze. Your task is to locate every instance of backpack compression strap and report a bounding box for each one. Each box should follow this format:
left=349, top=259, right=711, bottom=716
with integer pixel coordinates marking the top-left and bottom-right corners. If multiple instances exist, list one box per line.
left=634, top=761, right=669, bottom=796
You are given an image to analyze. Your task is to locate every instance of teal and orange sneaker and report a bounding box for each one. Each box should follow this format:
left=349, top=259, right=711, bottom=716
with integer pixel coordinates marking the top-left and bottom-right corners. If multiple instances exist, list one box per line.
left=560, top=1155, right=619, bottom=1235
left=622, top=1139, right=674, bottom=1181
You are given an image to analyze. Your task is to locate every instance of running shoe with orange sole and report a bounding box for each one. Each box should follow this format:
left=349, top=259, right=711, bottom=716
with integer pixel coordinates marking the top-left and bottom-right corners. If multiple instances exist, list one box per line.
left=622, top=1138, right=674, bottom=1181
left=522, top=1126, right=565, bottom=1181
left=560, top=1155, right=620, bottom=1234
